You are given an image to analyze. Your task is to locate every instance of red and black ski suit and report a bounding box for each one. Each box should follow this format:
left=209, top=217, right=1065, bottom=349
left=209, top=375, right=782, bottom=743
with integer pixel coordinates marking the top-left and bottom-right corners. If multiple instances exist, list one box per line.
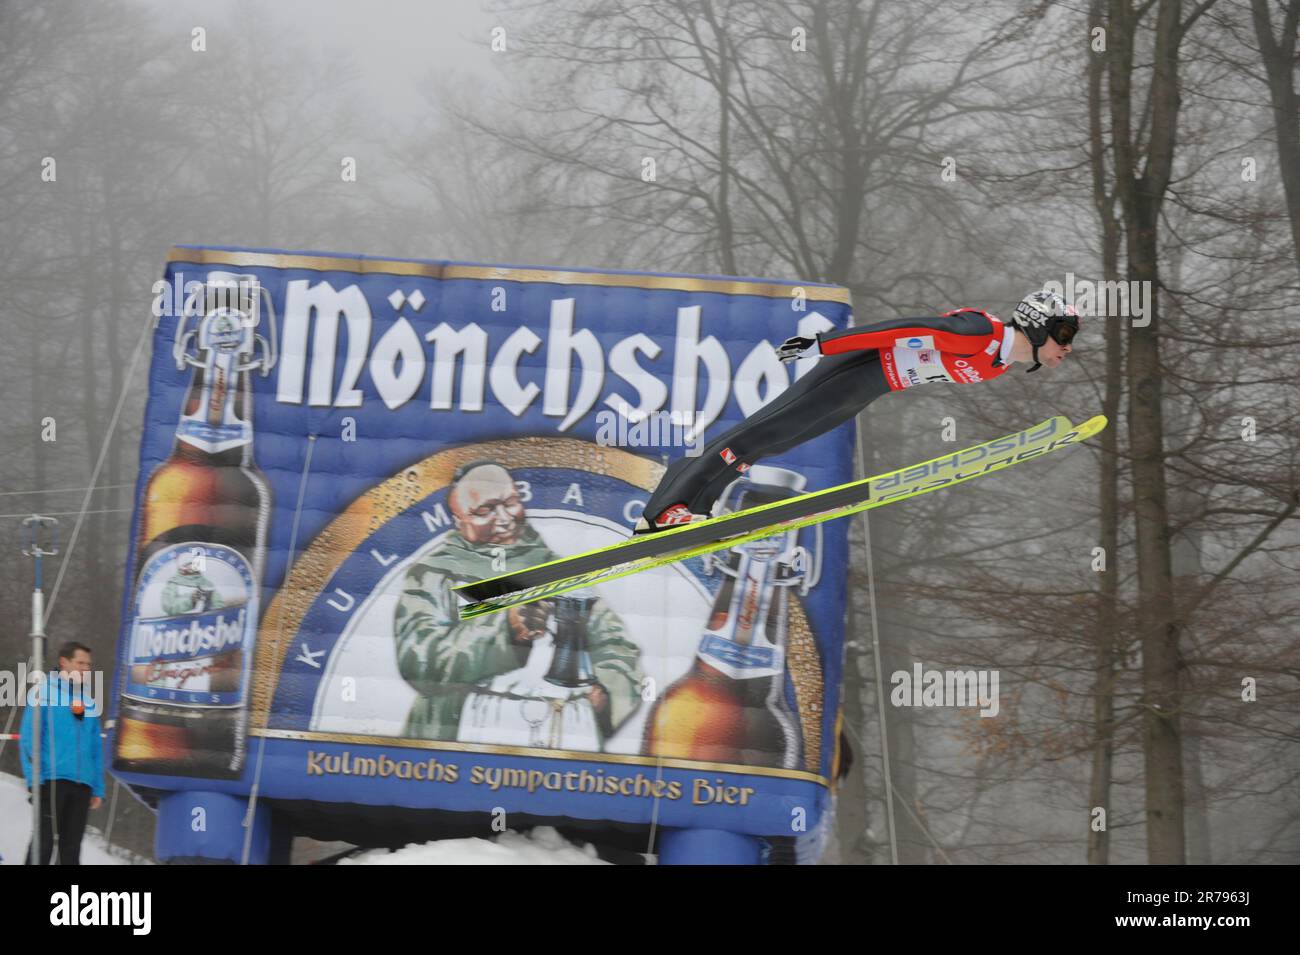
left=642, top=308, right=1016, bottom=521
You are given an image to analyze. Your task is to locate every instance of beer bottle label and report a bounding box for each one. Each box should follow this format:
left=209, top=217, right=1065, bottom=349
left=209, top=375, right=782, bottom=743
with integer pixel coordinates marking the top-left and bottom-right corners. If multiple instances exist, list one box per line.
left=124, top=542, right=257, bottom=708
left=698, top=634, right=784, bottom=679
left=176, top=414, right=251, bottom=454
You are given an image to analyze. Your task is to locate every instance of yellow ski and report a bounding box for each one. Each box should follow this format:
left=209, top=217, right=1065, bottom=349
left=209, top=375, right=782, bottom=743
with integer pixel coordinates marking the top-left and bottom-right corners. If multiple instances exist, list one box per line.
left=453, top=415, right=1108, bottom=619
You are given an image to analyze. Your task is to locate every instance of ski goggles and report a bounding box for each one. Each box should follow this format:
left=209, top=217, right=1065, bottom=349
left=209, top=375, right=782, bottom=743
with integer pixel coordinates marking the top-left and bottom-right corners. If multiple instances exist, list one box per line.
left=1047, top=315, right=1079, bottom=346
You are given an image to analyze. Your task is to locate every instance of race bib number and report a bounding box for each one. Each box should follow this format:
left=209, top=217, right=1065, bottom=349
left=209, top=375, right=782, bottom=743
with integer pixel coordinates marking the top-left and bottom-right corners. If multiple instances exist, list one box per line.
left=891, top=343, right=954, bottom=389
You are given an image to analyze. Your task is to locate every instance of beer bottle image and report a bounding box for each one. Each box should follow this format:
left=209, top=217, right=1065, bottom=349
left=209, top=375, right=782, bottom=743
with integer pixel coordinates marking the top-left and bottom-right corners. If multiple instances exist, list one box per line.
left=114, top=276, right=274, bottom=779
left=643, top=470, right=810, bottom=771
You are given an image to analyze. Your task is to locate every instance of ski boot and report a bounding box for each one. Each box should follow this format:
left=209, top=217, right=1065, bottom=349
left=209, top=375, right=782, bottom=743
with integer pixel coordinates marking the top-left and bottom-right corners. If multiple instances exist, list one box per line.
left=632, top=502, right=709, bottom=536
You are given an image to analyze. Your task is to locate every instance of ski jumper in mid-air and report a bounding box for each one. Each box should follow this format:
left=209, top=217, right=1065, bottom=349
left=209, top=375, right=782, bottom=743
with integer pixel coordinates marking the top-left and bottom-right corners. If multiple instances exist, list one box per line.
left=633, top=289, right=1082, bottom=534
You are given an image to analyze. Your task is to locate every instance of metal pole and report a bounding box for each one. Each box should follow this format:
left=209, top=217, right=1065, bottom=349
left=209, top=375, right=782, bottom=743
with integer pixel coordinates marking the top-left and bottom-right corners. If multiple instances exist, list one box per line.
left=23, top=515, right=58, bottom=866
left=242, top=435, right=315, bottom=865
left=30, top=550, right=43, bottom=866
left=845, top=308, right=899, bottom=865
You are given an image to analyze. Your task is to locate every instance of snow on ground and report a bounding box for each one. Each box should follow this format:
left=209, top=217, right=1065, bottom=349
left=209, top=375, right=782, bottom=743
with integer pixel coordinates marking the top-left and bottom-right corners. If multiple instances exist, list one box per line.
left=0, top=772, right=141, bottom=865
left=3, top=771, right=607, bottom=864
left=340, top=826, right=611, bottom=865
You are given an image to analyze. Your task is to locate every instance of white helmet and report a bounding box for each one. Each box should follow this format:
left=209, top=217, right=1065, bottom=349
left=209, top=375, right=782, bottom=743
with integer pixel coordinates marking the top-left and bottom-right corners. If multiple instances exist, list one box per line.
left=1010, top=290, right=1080, bottom=372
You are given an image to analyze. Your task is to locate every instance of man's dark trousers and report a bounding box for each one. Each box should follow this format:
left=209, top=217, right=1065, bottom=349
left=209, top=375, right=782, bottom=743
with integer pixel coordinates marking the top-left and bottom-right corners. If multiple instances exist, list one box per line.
left=25, top=780, right=92, bottom=865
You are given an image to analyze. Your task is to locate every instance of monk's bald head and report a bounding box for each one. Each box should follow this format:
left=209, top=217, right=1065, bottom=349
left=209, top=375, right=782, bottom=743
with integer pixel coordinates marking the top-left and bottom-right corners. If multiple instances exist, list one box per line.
left=450, top=463, right=526, bottom=544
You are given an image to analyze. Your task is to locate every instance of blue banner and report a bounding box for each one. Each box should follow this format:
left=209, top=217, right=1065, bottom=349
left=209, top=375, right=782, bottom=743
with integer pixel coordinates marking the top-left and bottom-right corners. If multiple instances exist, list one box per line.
left=110, top=245, right=855, bottom=839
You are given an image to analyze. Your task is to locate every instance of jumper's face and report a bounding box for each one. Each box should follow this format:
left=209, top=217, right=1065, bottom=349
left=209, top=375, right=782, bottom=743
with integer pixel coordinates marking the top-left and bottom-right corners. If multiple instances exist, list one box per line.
left=1039, top=334, right=1072, bottom=368
left=450, top=465, right=526, bottom=545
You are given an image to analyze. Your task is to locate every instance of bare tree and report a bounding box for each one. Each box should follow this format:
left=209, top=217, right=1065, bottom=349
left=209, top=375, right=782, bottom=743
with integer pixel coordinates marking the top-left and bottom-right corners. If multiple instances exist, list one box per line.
left=1249, top=0, right=1300, bottom=272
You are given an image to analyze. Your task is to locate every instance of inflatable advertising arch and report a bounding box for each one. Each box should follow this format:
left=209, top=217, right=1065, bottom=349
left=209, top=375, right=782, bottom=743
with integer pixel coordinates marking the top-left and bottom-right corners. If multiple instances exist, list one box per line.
left=109, top=246, right=855, bottom=864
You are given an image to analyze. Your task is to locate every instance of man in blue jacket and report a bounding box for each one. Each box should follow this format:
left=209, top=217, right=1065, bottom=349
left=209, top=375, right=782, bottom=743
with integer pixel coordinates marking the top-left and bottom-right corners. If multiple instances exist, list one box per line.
left=20, top=641, right=105, bottom=865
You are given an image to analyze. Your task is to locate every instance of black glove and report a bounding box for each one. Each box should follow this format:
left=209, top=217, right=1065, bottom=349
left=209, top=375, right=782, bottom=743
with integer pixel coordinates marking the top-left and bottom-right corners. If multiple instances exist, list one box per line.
left=774, top=335, right=819, bottom=363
